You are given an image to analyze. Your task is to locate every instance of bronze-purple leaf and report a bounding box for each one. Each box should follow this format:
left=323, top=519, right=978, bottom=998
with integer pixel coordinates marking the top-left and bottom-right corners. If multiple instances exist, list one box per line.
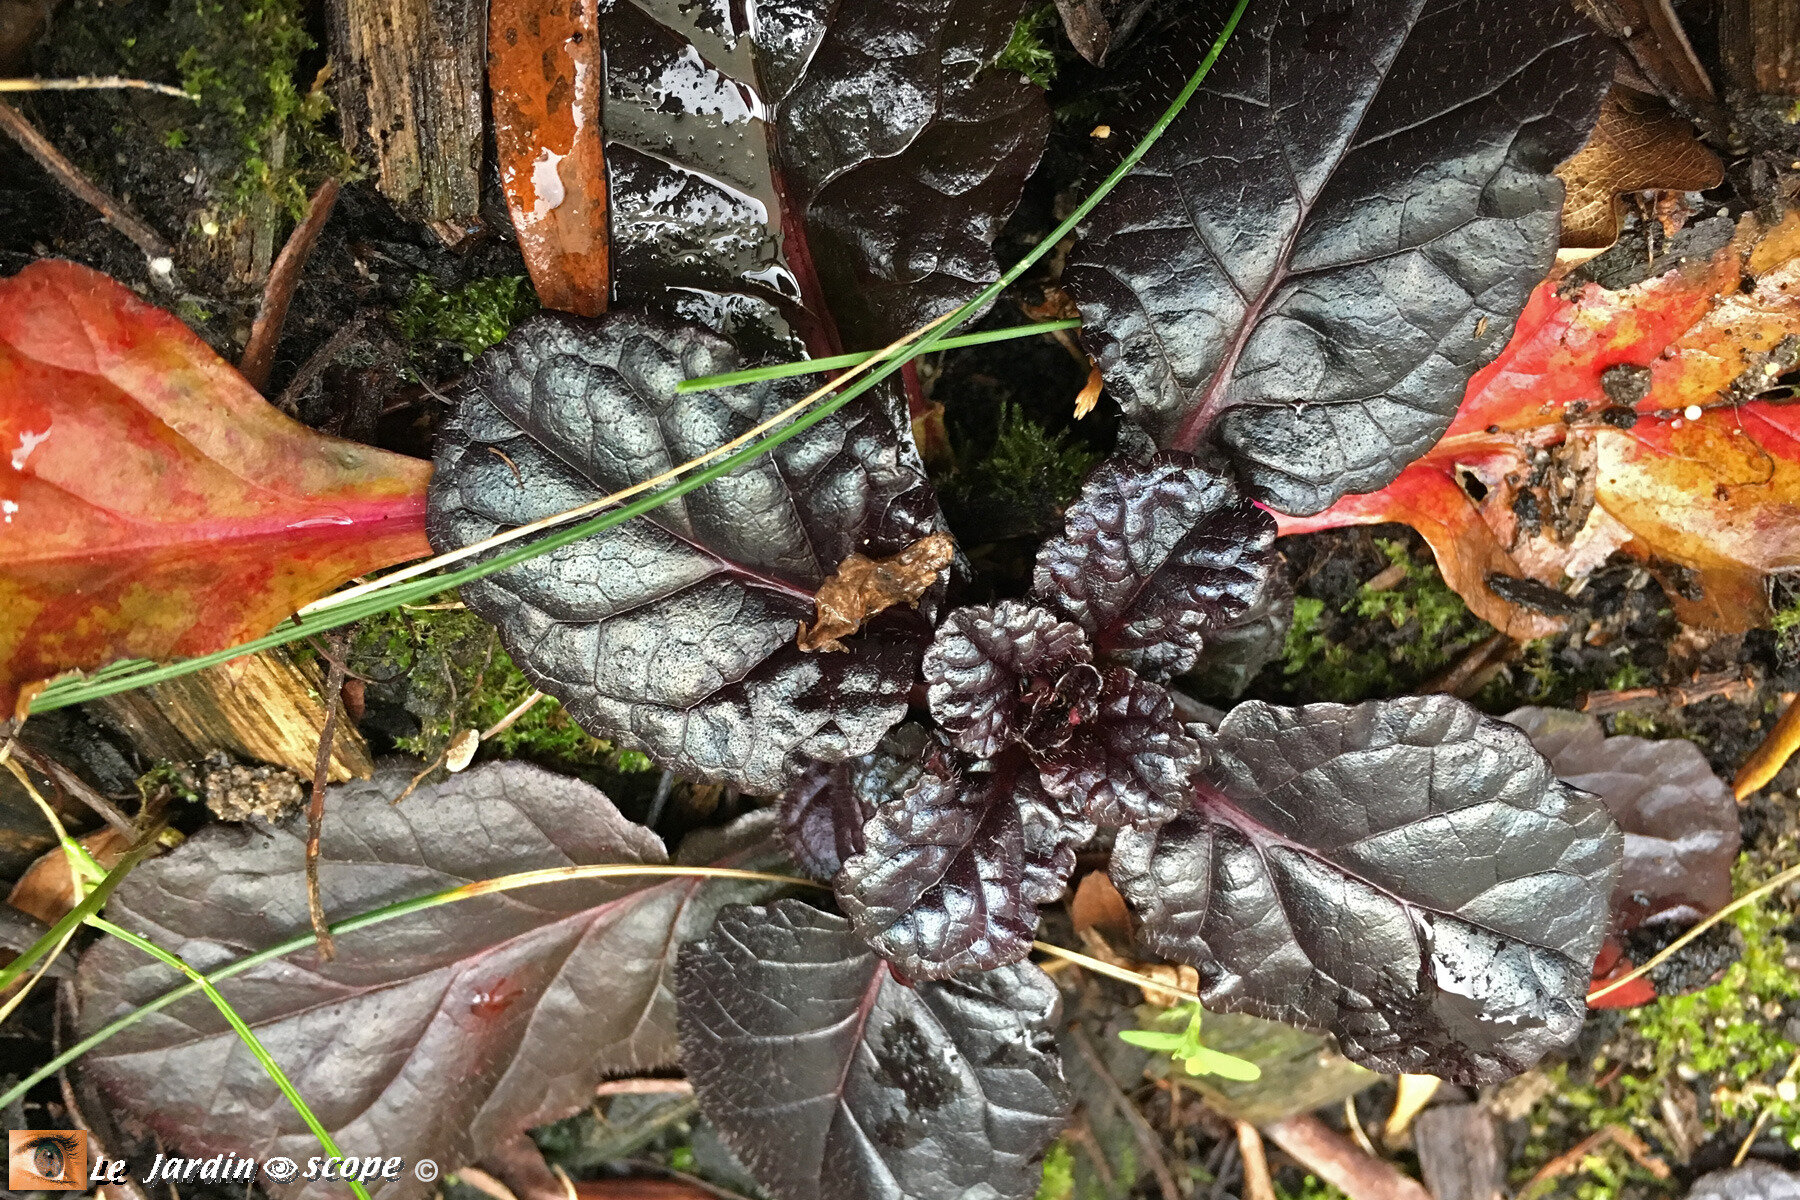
left=779, top=724, right=937, bottom=882
left=923, top=600, right=1093, bottom=760
left=1036, top=667, right=1201, bottom=827
left=1063, top=0, right=1611, bottom=514
left=428, top=310, right=948, bottom=792
left=74, top=762, right=785, bottom=1200
left=675, top=900, right=1070, bottom=1200
left=1033, top=454, right=1276, bottom=681
left=1112, top=695, right=1621, bottom=1084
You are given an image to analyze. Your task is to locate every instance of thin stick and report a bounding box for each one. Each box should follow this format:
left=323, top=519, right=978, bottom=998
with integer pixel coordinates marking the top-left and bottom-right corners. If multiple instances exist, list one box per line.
left=0, top=76, right=193, bottom=98
left=8, top=743, right=136, bottom=836
left=1032, top=939, right=1199, bottom=1004
left=481, top=691, right=547, bottom=741
left=1588, top=861, right=1800, bottom=1001
left=0, top=98, right=171, bottom=261
left=1068, top=1025, right=1181, bottom=1200
left=275, top=310, right=369, bottom=413
left=241, top=177, right=341, bottom=392
left=1236, top=1121, right=1277, bottom=1200
left=304, top=633, right=349, bottom=959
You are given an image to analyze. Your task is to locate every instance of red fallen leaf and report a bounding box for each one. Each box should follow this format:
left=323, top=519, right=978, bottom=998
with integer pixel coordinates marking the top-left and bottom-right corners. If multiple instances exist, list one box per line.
left=1588, top=939, right=1659, bottom=1008
left=0, top=260, right=433, bottom=715
left=488, top=0, right=608, bottom=317
left=1280, top=211, right=1800, bottom=635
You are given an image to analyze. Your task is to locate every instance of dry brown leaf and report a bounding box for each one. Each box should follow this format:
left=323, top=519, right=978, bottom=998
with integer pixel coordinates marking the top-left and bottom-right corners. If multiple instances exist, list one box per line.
left=1070, top=870, right=1132, bottom=943
left=1558, top=87, right=1722, bottom=250
left=798, top=532, right=955, bottom=653
left=7, top=826, right=129, bottom=925
left=1074, top=363, right=1104, bottom=419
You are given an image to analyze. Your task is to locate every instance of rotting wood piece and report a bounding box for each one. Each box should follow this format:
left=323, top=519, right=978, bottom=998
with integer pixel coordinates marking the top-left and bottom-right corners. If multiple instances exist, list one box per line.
left=1414, top=1103, right=1505, bottom=1200
left=89, top=648, right=372, bottom=783
left=1722, top=0, right=1800, bottom=95
left=325, top=0, right=483, bottom=228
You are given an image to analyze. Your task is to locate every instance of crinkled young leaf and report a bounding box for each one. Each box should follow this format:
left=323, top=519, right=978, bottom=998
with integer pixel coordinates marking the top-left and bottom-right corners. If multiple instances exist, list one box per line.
left=1504, top=707, right=1738, bottom=930
left=779, top=724, right=935, bottom=882
left=1037, top=667, right=1200, bottom=827
left=923, top=600, right=1092, bottom=759
left=1063, top=0, right=1610, bottom=514
left=1186, top=574, right=1295, bottom=701
left=1112, top=696, right=1621, bottom=1084
left=428, top=310, right=948, bottom=792
left=603, top=0, right=1048, bottom=356
left=837, top=745, right=1079, bottom=979
left=675, top=900, right=1070, bottom=1200
left=1032, top=455, right=1276, bottom=680
left=74, top=762, right=784, bottom=1200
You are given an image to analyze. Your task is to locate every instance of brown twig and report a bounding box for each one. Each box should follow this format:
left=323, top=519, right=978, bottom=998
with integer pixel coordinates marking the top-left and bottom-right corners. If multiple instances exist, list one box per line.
left=240, top=177, right=340, bottom=392
left=1262, top=1114, right=1431, bottom=1200
left=1518, top=1124, right=1669, bottom=1200
left=1236, top=1121, right=1277, bottom=1200
left=1578, top=669, right=1752, bottom=716
left=275, top=310, right=369, bottom=413
left=0, top=98, right=171, bottom=261
left=1067, top=1025, right=1180, bottom=1200
left=305, top=630, right=349, bottom=959
left=482, top=691, right=547, bottom=741
left=7, top=743, right=135, bottom=836
left=1422, top=633, right=1517, bottom=699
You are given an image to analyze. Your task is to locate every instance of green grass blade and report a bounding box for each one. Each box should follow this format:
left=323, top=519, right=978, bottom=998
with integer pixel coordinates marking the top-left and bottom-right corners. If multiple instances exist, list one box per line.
left=0, top=835, right=156, bottom=991
left=674, top=319, right=1083, bottom=394
left=24, top=0, right=1251, bottom=715
left=87, top=917, right=374, bottom=1200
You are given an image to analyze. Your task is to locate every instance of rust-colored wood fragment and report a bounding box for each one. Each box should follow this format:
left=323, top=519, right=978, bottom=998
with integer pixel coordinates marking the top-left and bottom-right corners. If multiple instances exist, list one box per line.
left=1722, top=0, right=1800, bottom=95
left=489, top=0, right=608, bottom=316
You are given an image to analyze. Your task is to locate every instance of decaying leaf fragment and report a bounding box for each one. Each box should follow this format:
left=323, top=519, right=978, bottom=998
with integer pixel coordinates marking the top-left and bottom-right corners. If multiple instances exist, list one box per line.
left=0, top=260, right=433, bottom=716
left=1281, top=211, right=1800, bottom=635
left=1556, top=87, right=1723, bottom=251
left=798, top=532, right=955, bottom=652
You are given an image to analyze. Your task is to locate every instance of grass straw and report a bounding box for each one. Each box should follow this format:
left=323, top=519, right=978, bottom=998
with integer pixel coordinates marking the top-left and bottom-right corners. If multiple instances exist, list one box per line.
left=673, top=318, right=1082, bottom=394
left=85, top=917, right=374, bottom=1200
left=23, top=0, right=1250, bottom=717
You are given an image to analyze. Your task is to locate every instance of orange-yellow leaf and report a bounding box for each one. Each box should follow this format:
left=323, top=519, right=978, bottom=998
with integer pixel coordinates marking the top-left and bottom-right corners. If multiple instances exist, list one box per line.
left=488, top=0, right=608, bottom=317
left=1282, top=212, right=1800, bottom=634
left=0, top=260, right=433, bottom=714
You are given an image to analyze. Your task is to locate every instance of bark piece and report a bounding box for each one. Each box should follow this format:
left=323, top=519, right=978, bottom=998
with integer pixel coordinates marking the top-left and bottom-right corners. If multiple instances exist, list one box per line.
left=1722, top=0, right=1800, bottom=95
left=326, top=0, right=484, bottom=226
left=489, top=0, right=607, bottom=316
left=91, top=648, right=372, bottom=783
left=1413, top=1103, right=1505, bottom=1200
left=1262, top=1114, right=1431, bottom=1200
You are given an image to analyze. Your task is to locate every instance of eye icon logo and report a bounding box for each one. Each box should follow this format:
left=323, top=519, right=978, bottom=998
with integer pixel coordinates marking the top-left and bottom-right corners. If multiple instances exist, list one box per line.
left=263, top=1157, right=300, bottom=1183
left=9, top=1130, right=87, bottom=1191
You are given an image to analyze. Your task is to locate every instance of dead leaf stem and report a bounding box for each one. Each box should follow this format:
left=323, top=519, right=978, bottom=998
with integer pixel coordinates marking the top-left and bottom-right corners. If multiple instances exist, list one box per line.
left=0, top=98, right=170, bottom=262
left=305, top=631, right=349, bottom=959
left=241, top=178, right=340, bottom=392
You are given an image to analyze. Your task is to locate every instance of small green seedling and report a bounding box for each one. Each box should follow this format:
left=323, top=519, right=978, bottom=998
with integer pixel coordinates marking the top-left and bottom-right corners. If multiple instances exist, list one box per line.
left=1118, top=1003, right=1262, bottom=1082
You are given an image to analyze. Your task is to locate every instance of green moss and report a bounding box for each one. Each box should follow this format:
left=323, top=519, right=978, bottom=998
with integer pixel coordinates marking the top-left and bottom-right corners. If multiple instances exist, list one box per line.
left=393, top=275, right=537, bottom=367
left=1280, top=541, right=1491, bottom=702
left=43, top=0, right=347, bottom=216
left=1519, top=875, right=1800, bottom=1195
left=136, top=762, right=200, bottom=805
left=348, top=606, right=640, bottom=775
left=1277, top=1177, right=1349, bottom=1200
left=998, top=3, right=1062, bottom=89
left=944, top=400, right=1101, bottom=531
left=1035, top=1141, right=1075, bottom=1200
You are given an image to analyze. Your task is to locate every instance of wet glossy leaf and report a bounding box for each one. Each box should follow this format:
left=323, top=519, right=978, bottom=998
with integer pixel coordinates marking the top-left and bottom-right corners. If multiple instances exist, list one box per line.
left=1688, top=1165, right=1800, bottom=1200
left=1504, top=707, right=1738, bottom=930
left=779, top=724, right=934, bottom=882
left=427, top=309, right=948, bottom=791
left=675, top=899, right=1070, bottom=1200
left=1112, top=695, right=1621, bottom=1083
left=837, top=745, right=1086, bottom=979
left=490, top=0, right=608, bottom=315
left=0, top=260, right=433, bottom=717
left=1035, top=667, right=1200, bottom=828
left=1032, top=455, right=1276, bottom=680
left=922, top=601, right=1093, bottom=760
left=1280, top=211, right=1800, bottom=634
left=1064, top=0, right=1610, bottom=515
left=602, top=0, right=1048, bottom=357
left=1186, top=573, right=1295, bottom=701
left=75, top=762, right=783, bottom=1200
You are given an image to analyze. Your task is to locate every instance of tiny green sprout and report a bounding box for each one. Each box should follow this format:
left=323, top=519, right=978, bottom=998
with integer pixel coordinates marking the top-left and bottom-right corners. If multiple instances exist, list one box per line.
left=1118, top=1003, right=1262, bottom=1082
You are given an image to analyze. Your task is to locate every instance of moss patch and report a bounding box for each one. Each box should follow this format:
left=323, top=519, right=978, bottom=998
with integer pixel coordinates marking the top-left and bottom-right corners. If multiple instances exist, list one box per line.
left=998, top=3, right=1063, bottom=89
left=392, top=274, right=537, bottom=369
